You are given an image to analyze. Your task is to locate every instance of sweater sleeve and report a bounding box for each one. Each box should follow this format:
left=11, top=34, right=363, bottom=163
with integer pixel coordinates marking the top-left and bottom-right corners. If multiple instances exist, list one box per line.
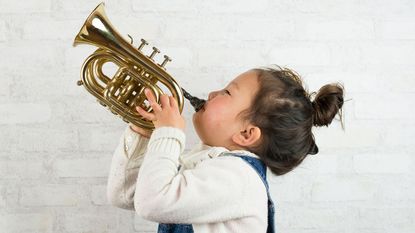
left=106, top=124, right=150, bottom=210
left=134, top=127, right=249, bottom=224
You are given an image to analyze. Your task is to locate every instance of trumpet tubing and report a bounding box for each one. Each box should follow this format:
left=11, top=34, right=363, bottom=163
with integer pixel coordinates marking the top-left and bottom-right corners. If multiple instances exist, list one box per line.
left=73, top=2, right=192, bottom=130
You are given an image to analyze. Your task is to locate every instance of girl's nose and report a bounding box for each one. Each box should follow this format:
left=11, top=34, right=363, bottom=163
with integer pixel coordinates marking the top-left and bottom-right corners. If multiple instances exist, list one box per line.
left=208, top=92, right=214, bottom=100
left=208, top=90, right=219, bottom=100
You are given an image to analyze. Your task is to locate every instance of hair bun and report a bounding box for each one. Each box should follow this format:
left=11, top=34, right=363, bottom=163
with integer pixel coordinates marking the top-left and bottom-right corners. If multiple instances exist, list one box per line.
left=311, top=83, right=344, bottom=127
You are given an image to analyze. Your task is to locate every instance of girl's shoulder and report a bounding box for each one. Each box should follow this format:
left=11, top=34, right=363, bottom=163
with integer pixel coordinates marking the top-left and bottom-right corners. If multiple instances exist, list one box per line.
left=198, top=150, right=262, bottom=176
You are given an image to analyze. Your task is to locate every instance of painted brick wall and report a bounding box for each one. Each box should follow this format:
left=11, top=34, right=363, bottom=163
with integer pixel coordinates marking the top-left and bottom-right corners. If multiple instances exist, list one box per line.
left=1, top=0, right=414, bottom=232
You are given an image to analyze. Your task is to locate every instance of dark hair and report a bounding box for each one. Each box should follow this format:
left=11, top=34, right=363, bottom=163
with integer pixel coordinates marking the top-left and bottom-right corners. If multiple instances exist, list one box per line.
left=239, top=65, right=345, bottom=176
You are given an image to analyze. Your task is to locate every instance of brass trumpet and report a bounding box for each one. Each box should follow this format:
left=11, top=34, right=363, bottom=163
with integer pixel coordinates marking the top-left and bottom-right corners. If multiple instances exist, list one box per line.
left=73, top=2, right=205, bottom=130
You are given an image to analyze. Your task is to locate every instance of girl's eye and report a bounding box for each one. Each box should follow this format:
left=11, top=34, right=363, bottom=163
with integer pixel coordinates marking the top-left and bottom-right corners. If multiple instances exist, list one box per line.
left=224, top=89, right=231, bottom=95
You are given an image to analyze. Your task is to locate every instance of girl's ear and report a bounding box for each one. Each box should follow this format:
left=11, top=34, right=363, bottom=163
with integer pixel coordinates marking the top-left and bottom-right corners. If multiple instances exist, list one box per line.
left=232, top=125, right=261, bottom=147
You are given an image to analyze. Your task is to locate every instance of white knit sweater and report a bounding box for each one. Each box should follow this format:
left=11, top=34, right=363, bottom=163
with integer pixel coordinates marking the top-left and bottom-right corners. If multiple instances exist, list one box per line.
left=107, top=125, right=270, bottom=233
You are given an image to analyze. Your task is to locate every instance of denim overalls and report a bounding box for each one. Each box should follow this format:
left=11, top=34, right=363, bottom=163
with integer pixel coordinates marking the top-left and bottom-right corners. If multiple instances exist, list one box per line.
left=157, top=153, right=276, bottom=233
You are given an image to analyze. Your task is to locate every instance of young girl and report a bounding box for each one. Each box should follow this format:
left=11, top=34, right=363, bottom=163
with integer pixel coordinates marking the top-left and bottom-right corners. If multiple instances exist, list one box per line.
left=107, top=65, right=344, bottom=233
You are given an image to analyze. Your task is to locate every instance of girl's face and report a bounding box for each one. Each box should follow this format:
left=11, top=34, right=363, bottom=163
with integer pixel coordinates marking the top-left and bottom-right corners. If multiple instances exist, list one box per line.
left=192, top=70, right=260, bottom=150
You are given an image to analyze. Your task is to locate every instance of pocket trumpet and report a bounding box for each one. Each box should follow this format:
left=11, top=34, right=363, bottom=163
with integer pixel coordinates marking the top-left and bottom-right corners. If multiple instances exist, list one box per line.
left=73, top=2, right=206, bottom=130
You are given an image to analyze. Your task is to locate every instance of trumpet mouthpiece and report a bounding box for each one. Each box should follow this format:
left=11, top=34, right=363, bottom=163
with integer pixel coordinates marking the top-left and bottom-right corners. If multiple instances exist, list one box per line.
left=181, top=88, right=206, bottom=112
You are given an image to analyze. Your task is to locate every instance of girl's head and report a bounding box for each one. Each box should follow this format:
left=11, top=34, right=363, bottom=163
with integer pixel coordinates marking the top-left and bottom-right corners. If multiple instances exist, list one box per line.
left=193, top=65, right=344, bottom=176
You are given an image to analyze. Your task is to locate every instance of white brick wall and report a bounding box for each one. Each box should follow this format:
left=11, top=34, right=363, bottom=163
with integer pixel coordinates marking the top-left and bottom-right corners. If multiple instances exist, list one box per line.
left=0, top=0, right=414, bottom=232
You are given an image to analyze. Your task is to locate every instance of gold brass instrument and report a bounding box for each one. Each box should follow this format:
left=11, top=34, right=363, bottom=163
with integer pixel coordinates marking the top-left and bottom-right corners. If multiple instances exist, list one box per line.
left=73, top=2, right=205, bottom=130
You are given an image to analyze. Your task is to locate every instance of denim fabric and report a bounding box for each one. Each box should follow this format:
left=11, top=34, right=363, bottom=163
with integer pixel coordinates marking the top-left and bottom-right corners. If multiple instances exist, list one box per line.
left=157, top=223, right=193, bottom=233
left=157, top=153, right=276, bottom=233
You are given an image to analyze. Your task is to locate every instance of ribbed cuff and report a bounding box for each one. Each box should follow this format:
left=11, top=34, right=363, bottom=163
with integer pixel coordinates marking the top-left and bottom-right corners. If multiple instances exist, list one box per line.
left=123, top=125, right=150, bottom=159
left=147, top=127, right=186, bottom=157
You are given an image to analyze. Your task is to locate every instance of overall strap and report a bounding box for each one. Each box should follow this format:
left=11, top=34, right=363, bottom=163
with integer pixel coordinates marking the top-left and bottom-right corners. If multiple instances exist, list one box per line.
left=224, top=153, right=270, bottom=191
left=224, top=153, right=276, bottom=233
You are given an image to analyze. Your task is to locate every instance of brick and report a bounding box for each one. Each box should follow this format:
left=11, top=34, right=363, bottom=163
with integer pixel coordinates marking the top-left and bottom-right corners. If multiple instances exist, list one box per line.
left=52, top=1, right=104, bottom=16
left=0, top=126, right=14, bottom=153
left=367, top=0, right=415, bottom=19
left=354, top=93, right=415, bottom=119
left=305, top=66, right=415, bottom=94
left=0, top=102, right=51, bottom=124
left=65, top=44, right=96, bottom=73
left=201, top=0, right=268, bottom=13
left=132, top=0, right=199, bottom=12
left=0, top=160, right=47, bottom=180
left=268, top=174, right=310, bottom=202
left=161, top=17, right=238, bottom=40
left=169, top=66, right=237, bottom=95
left=0, top=43, right=63, bottom=76
left=328, top=43, right=364, bottom=67
left=4, top=184, right=19, bottom=206
left=270, top=44, right=331, bottom=66
left=353, top=152, right=411, bottom=174
left=15, top=127, right=78, bottom=152
left=0, top=20, right=6, bottom=41
left=360, top=41, right=415, bottom=65
left=376, top=19, right=415, bottom=39
left=380, top=124, right=415, bottom=147
left=55, top=157, right=111, bottom=178
left=356, top=207, right=415, bottom=230
left=305, top=71, right=381, bottom=93
left=297, top=20, right=374, bottom=40
left=78, top=125, right=130, bottom=152
left=90, top=185, right=108, bottom=205
left=53, top=97, right=120, bottom=124
left=134, top=215, right=158, bottom=232
left=23, top=18, right=78, bottom=41
left=371, top=175, right=415, bottom=201
left=0, top=213, right=53, bottom=232
left=60, top=208, right=116, bottom=232
left=278, top=205, right=358, bottom=230
left=311, top=177, right=377, bottom=201
left=295, top=153, right=340, bottom=174
left=274, top=0, right=415, bottom=19
left=198, top=47, right=267, bottom=68
left=10, top=75, right=84, bottom=100
left=0, top=75, right=12, bottom=97
left=0, top=185, right=5, bottom=207
left=313, top=123, right=382, bottom=149
left=387, top=70, right=415, bottom=92
left=20, top=184, right=84, bottom=206
left=234, top=19, right=295, bottom=41
left=0, top=0, right=51, bottom=13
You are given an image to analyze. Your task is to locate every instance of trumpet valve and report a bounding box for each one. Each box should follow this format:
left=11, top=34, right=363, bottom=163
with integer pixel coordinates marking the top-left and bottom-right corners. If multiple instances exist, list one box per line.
left=127, top=34, right=134, bottom=44
left=138, top=38, right=148, bottom=51
left=159, top=55, right=172, bottom=68
left=148, top=47, right=160, bottom=60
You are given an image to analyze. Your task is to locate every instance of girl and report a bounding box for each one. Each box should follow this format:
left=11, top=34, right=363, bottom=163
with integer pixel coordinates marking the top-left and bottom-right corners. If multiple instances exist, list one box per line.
left=107, top=65, right=345, bottom=233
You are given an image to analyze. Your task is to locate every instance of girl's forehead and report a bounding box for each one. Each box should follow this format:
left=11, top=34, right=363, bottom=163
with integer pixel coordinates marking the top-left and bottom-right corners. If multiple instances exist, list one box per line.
left=232, top=71, right=258, bottom=86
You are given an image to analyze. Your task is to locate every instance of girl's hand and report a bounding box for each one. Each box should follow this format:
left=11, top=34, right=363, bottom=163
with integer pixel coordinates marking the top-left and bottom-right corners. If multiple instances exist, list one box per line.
left=129, top=123, right=152, bottom=138
left=135, top=88, right=185, bottom=131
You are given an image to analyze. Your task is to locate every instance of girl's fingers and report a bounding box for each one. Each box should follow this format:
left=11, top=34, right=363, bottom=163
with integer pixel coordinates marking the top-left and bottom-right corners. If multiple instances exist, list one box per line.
left=144, top=88, right=162, bottom=112
left=136, top=106, right=156, bottom=121
left=144, top=88, right=156, bottom=103
left=169, top=96, right=178, bottom=109
left=160, top=94, right=170, bottom=109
